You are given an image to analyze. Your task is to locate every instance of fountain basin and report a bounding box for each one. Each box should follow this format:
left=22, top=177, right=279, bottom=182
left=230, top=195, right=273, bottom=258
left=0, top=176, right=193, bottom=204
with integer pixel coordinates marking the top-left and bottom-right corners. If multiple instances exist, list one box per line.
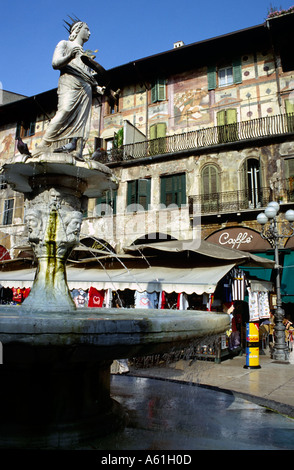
left=0, top=307, right=229, bottom=449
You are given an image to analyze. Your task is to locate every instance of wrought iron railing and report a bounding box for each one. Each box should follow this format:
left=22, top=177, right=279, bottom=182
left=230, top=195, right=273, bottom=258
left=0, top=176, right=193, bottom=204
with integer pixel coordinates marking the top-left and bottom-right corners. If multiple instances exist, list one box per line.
left=189, top=187, right=272, bottom=215
left=100, top=112, right=294, bottom=163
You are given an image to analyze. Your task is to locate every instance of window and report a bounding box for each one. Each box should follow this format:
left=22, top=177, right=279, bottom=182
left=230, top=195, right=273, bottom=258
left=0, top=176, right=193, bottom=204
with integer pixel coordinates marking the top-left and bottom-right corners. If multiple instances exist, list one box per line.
left=207, top=59, right=242, bottom=90
left=107, top=98, right=119, bottom=115
left=241, top=158, right=261, bottom=209
left=201, top=165, right=220, bottom=212
left=285, top=158, right=294, bottom=201
left=2, top=199, right=14, bottom=225
left=151, top=78, right=166, bottom=103
left=96, top=189, right=117, bottom=216
left=160, top=173, right=186, bottom=207
left=127, top=179, right=151, bottom=211
left=218, top=66, right=233, bottom=87
left=217, top=109, right=238, bottom=143
left=16, top=119, right=36, bottom=138
left=285, top=99, right=294, bottom=132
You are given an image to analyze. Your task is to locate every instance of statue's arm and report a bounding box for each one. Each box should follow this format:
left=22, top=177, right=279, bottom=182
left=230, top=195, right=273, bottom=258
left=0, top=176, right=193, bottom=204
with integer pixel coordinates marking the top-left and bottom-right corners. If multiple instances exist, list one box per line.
left=52, top=40, right=82, bottom=70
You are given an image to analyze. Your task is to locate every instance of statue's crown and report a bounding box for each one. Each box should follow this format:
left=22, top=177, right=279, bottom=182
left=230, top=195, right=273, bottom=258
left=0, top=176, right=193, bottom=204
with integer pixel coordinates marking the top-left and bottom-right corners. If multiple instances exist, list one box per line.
left=63, top=15, right=82, bottom=34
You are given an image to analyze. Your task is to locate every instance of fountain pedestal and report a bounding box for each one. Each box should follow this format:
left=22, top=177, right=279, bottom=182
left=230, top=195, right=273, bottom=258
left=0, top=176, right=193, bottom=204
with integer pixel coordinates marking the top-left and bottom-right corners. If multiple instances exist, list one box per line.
left=1, top=153, right=118, bottom=312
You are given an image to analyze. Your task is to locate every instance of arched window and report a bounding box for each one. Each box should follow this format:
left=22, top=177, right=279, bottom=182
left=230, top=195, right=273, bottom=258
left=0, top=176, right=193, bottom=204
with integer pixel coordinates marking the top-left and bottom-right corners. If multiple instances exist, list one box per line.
left=241, top=158, right=261, bottom=209
left=201, top=165, right=220, bottom=212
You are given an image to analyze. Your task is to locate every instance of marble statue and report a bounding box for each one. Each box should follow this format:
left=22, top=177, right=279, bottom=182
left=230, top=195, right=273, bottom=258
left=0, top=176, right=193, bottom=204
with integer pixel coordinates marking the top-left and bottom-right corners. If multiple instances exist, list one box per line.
left=35, top=20, right=105, bottom=160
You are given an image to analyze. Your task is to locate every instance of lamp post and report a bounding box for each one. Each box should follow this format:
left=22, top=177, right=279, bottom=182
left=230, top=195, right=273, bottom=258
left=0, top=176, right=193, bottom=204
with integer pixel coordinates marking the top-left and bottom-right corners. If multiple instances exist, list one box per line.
left=257, top=202, right=294, bottom=363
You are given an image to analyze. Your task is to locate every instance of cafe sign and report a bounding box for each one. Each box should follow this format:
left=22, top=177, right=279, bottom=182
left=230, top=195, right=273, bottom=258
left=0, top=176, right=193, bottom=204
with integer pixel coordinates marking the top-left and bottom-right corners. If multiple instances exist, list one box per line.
left=206, top=227, right=271, bottom=251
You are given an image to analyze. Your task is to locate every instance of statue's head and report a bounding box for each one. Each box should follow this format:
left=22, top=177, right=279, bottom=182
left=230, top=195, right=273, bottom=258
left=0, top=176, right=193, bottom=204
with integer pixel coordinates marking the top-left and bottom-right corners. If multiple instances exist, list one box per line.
left=64, top=16, right=90, bottom=42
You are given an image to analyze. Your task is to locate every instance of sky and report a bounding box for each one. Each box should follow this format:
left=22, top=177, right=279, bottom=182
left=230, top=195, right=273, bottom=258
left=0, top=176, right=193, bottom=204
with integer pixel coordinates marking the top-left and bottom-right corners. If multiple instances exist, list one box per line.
left=1, top=0, right=294, bottom=97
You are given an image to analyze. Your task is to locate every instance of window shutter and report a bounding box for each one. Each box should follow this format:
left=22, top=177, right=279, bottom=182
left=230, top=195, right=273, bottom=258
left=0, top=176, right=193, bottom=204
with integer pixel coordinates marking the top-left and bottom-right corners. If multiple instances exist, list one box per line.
left=179, top=173, right=186, bottom=205
left=286, top=158, right=294, bottom=178
left=207, top=65, right=217, bottom=90
left=232, top=58, right=242, bottom=84
left=217, top=110, right=226, bottom=126
left=286, top=99, right=294, bottom=114
left=127, top=180, right=137, bottom=206
left=151, top=84, right=157, bottom=103
left=150, top=124, right=157, bottom=139
left=157, top=78, right=166, bottom=101
left=157, top=122, right=166, bottom=138
left=202, top=165, right=218, bottom=194
left=226, top=108, right=237, bottom=124
left=138, top=179, right=151, bottom=209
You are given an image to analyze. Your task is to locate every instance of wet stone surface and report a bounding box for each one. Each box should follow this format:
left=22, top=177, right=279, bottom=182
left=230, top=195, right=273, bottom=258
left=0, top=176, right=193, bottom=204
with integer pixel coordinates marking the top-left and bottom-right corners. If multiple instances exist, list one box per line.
left=77, top=375, right=294, bottom=450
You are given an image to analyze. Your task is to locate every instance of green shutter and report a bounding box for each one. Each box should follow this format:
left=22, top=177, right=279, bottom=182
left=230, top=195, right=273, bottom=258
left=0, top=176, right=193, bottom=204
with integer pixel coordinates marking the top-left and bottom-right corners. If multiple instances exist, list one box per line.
left=232, top=58, right=242, bottom=84
left=127, top=180, right=150, bottom=211
left=127, top=180, right=137, bottom=207
left=217, top=110, right=226, bottom=126
left=226, top=108, right=237, bottom=124
left=207, top=65, right=217, bottom=90
left=157, top=78, right=166, bottom=101
left=160, top=174, right=186, bottom=206
left=286, top=99, right=294, bottom=114
left=151, top=83, right=157, bottom=103
left=157, top=122, right=166, bottom=138
left=179, top=173, right=186, bottom=205
left=138, top=178, right=151, bottom=210
left=151, top=79, right=166, bottom=103
left=150, top=124, right=157, bottom=139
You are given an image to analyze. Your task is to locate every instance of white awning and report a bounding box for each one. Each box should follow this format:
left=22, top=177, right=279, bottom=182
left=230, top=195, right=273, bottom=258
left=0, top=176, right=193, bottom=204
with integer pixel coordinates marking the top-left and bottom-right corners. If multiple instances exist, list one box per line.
left=0, top=263, right=236, bottom=295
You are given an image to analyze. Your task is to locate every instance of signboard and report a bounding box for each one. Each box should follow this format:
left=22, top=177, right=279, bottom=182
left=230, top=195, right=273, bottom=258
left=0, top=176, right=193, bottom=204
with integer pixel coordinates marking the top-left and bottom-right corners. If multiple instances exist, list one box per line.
left=206, top=227, right=271, bottom=251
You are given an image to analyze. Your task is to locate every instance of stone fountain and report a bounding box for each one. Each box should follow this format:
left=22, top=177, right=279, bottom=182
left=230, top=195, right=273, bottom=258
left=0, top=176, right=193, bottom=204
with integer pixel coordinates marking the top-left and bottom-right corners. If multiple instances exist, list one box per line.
left=0, top=19, right=230, bottom=449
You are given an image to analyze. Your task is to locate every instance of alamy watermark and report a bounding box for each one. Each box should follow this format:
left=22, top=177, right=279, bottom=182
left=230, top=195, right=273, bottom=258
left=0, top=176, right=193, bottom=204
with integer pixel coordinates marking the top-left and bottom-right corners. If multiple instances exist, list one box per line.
left=94, top=202, right=202, bottom=245
left=0, top=341, right=3, bottom=364
left=0, top=82, right=3, bottom=106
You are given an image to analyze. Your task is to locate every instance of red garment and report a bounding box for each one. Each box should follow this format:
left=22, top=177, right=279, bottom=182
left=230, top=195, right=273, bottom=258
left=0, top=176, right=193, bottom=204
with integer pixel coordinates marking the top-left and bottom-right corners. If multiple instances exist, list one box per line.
left=12, top=287, right=23, bottom=303
left=88, top=287, right=105, bottom=308
left=160, top=291, right=167, bottom=309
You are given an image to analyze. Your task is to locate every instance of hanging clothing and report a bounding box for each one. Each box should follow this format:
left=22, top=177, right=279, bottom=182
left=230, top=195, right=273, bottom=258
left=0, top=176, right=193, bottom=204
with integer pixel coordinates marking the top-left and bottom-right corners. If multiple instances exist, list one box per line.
left=223, top=275, right=232, bottom=303
left=134, top=291, right=158, bottom=309
left=88, top=287, right=105, bottom=308
left=71, top=288, right=88, bottom=308
left=177, top=293, right=189, bottom=310
left=232, top=268, right=246, bottom=301
left=258, top=291, right=270, bottom=319
left=104, top=288, right=112, bottom=308
left=158, top=291, right=168, bottom=309
left=248, top=288, right=270, bottom=321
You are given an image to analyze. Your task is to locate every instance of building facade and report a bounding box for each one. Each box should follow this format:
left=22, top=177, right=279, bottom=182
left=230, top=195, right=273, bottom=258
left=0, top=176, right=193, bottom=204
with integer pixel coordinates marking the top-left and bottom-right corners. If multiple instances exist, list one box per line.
left=0, top=11, right=294, bottom=317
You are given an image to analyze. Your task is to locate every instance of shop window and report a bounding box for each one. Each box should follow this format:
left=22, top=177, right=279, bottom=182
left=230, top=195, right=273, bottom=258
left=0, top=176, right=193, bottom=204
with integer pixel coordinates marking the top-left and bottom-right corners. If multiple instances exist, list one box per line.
left=96, top=189, right=117, bottom=216
left=207, top=59, right=242, bottom=90
left=127, top=178, right=151, bottom=211
left=217, top=108, right=238, bottom=143
left=160, top=173, right=186, bottom=207
left=151, top=78, right=166, bottom=103
left=2, top=199, right=14, bottom=225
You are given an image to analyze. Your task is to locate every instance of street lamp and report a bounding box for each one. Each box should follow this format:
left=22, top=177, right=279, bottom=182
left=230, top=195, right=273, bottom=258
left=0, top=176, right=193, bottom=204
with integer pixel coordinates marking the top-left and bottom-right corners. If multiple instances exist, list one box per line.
left=257, top=202, right=294, bottom=362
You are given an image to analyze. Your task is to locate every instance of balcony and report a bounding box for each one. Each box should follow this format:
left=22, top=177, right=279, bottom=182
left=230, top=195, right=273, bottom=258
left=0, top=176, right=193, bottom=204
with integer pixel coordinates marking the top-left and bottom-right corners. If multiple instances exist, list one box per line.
left=189, top=181, right=294, bottom=216
left=101, top=112, right=294, bottom=163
